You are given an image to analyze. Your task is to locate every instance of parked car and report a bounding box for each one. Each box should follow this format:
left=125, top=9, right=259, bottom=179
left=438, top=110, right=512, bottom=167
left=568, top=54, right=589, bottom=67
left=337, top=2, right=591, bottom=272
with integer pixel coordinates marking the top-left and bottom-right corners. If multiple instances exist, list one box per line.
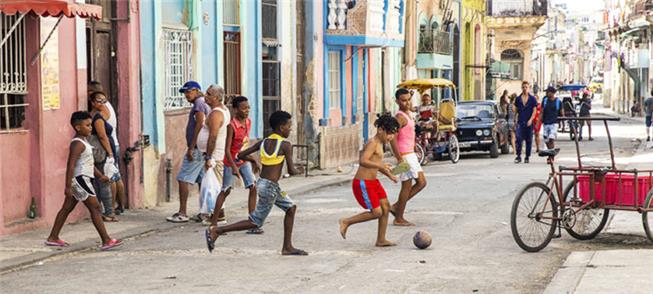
left=455, top=101, right=509, bottom=158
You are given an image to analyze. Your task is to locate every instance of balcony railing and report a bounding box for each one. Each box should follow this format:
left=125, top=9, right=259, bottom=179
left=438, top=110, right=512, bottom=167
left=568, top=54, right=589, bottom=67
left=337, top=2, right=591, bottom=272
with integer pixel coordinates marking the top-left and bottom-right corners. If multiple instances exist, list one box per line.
left=418, top=30, right=452, bottom=55
left=326, top=0, right=402, bottom=35
left=487, top=0, right=547, bottom=17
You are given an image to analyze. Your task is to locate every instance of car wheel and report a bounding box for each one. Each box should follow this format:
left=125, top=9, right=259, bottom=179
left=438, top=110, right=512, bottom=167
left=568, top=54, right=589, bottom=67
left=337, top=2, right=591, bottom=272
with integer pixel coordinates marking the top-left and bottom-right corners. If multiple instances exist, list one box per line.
left=490, top=137, right=500, bottom=158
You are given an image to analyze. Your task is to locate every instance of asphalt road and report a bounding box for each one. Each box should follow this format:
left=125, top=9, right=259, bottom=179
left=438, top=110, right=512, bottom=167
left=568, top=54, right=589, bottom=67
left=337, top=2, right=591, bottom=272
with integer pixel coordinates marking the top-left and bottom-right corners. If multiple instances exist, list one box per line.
left=1, top=116, right=651, bottom=294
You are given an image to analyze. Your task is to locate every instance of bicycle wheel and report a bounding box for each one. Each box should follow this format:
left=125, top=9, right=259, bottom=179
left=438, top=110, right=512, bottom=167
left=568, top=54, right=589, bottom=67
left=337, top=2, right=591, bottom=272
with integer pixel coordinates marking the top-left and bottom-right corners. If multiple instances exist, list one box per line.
left=562, top=179, right=609, bottom=240
left=448, top=135, right=460, bottom=164
left=510, top=182, right=558, bottom=252
left=642, top=189, right=653, bottom=242
left=415, top=143, right=426, bottom=166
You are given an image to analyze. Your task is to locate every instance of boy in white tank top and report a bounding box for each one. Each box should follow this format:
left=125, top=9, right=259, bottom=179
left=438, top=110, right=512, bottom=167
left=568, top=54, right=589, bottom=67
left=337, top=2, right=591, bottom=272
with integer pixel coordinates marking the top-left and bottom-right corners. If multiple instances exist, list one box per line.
left=45, top=111, right=122, bottom=251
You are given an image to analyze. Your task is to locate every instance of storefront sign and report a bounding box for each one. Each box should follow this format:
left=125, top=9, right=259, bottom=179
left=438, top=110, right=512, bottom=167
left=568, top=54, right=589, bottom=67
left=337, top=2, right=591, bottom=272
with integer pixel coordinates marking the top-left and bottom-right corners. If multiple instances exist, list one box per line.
left=41, top=17, right=60, bottom=111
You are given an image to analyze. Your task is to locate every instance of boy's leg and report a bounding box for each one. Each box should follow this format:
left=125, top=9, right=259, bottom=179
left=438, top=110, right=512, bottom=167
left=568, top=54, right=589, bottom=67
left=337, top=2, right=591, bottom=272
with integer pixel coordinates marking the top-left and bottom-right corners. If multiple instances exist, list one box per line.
left=47, top=194, right=78, bottom=242
left=376, top=199, right=395, bottom=247
left=587, top=120, right=592, bottom=139
left=82, top=196, right=111, bottom=244
left=209, top=190, right=228, bottom=225
left=281, top=205, right=307, bottom=255
left=393, top=172, right=425, bottom=226
left=339, top=207, right=382, bottom=239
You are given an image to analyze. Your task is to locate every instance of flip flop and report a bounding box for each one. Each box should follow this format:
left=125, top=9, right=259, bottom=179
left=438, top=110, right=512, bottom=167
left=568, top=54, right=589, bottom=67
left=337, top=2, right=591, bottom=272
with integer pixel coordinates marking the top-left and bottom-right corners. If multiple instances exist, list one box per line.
left=205, top=228, right=215, bottom=253
left=246, top=228, right=264, bottom=235
left=44, top=239, right=69, bottom=247
left=102, top=215, right=119, bottom=222
left=99, top=239, right=123, bottom=251
left=282, top=248, right=308, bottom=256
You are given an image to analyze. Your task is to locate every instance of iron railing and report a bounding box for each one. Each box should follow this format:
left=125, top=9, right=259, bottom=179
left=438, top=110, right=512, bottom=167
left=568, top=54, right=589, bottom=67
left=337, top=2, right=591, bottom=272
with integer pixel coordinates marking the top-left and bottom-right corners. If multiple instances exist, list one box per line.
left=487, top=0, right=548, bottom=17
left=418, top=30, right=453, bottom=55
left=163, top=29, right=193, bottom=110
left=0, top=13, right=28, bottom=132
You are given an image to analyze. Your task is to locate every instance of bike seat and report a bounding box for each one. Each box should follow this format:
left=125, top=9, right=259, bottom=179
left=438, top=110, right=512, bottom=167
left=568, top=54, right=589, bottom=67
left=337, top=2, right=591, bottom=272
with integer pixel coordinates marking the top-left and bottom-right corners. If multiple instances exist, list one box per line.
left=538, top=148, right=560, bottom=158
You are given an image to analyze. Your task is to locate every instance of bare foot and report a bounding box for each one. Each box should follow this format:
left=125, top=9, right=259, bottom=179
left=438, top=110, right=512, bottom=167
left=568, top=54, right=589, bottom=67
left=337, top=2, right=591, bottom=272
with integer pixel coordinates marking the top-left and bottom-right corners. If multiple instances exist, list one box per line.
left=339, top=219, right=349, bottom=239
left=282, top=247, right=309, bottom=256
left=375, top=240, right=397, bottom=247
left=393, top=219, right=415, bottom=227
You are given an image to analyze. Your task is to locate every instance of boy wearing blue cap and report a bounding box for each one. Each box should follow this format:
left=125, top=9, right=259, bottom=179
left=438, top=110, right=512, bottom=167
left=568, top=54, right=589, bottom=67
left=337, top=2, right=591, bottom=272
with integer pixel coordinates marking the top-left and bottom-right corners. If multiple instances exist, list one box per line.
left=166, top=81, right=212, bottom=223
left=540, top=86, right=564, bottom=152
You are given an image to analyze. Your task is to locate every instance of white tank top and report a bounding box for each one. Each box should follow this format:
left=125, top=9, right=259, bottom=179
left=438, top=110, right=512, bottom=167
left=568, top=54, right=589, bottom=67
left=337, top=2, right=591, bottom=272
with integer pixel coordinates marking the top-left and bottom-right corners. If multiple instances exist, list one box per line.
left=197, top=106, right=230, bottom=161
left=72, top=138, right=95, bottom=178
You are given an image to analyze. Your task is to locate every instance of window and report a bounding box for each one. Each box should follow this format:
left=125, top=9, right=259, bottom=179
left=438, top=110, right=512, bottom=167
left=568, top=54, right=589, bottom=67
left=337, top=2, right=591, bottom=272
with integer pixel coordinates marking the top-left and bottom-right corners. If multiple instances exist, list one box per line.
left=223, top=0, right=239, bottom=25
left=163, top=29, right=193, bottom=110
left=262, top=60, right=280, bottom=135
left=328, top=51, right=342, bottom=110
left=0, top=13, right=28, bottom=132
left=224, top=32, right=241, bottom=100
left=262, top=0, right=277, bottom=40
left=501, top=49, right=523, bottom=80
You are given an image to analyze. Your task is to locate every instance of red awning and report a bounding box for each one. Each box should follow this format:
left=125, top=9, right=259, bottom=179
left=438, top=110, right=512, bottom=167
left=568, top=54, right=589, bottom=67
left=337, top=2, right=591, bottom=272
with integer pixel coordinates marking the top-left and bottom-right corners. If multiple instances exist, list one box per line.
left=0, top=0, right=102, bottom=20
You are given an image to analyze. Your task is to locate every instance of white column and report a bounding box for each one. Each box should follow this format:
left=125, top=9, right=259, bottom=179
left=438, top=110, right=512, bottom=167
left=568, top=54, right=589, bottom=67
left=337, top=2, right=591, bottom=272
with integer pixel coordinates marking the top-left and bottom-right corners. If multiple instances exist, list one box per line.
left=368, top=0, right=385, bottom=33
left=328, top=0, right=337, bottom=30
left=336, top=0, right=347, bottom=30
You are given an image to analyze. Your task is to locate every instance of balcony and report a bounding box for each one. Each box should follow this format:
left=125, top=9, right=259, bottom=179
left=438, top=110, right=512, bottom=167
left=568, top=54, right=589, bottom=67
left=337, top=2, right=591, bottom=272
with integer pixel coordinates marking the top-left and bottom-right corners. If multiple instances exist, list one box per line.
left=417, top=30, right=453, bottom=69
left=325, top=0, right=405, bottom=47
left=419, top=30, right=452, bottom=55
left=487, top=0, right=547, bottom=17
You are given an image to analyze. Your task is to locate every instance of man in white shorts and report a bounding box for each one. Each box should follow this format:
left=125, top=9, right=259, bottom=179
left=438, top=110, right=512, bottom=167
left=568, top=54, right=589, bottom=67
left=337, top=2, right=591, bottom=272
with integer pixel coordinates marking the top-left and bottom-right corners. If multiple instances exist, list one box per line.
left=540, top=87, right=564, bottom=152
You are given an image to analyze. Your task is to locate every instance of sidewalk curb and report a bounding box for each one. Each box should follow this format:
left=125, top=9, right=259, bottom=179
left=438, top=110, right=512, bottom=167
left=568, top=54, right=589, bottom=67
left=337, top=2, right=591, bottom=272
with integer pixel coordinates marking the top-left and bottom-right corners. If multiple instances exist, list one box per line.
left=594, top=112, right=644, bottom=124
left=543, top=251, right=595, bottom=294
left=0, top=174, right=352, bottom=275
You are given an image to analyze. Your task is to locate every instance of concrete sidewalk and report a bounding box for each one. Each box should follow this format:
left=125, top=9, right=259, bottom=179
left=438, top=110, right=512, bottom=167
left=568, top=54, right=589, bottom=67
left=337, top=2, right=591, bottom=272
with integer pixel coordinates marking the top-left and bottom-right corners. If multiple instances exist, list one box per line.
left=0, top=167, right=354, bottom=274
left=592, top=103, right=645, bottom=125
left=544, top=249, right=653, bottom=294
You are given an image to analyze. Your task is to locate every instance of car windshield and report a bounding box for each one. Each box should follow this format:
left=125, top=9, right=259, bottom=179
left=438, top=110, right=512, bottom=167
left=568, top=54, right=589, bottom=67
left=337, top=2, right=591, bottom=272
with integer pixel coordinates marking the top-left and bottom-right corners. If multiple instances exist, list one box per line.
left=457, top=104, right=495, bottom=120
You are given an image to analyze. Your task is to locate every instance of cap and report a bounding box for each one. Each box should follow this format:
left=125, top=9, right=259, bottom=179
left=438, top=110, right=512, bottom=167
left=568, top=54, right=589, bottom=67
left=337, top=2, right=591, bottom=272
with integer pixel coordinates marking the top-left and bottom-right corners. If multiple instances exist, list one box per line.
left=545, top=86, right=557, bottom=93
left=179, top=81, right=201, bottom=93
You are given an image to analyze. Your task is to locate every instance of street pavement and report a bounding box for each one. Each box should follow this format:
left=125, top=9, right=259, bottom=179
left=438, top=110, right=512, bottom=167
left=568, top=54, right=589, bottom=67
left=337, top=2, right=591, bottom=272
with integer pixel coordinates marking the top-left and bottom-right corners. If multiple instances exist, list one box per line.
left=1, top=105, right=653, bottom=293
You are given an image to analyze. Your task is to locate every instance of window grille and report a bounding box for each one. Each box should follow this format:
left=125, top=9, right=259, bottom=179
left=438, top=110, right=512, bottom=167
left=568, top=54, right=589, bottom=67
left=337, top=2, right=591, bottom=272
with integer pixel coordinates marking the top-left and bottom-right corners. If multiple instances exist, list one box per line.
left=0, top=13, right=28, bottom=132
left=262, top=60, right=280, bottom=135
left=224, top=32, right=241, bottom=100
left=163, top=28, right=193, bottom=110
left=223, top=0, right=240, bottom=25
left=262, top=0, right=277, bottom=39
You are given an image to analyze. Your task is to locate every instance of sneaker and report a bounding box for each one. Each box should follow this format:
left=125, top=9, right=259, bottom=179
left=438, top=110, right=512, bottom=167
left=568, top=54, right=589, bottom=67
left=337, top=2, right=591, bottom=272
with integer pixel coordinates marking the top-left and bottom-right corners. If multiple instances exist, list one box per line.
left=524, top=158, right=530, bottom=164
left=166, top=213, right=189, bottom=223
left=514, top=157, right=522, bottom=164
left=100, top=239, right=123, bottom=251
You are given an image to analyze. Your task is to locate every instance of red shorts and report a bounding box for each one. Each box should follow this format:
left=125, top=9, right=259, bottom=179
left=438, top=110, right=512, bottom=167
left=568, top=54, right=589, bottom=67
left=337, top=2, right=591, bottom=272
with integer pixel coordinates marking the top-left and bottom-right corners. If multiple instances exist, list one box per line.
left=352, top=179, right=387, bottom=210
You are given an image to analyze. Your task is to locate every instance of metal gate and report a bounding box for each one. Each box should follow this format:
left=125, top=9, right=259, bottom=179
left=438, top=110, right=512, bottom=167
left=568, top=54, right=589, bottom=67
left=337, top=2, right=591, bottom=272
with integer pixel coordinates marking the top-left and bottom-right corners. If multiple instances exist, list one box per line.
left=224, top=32, right=241, bottom=101
left=0, top=13, right=28, bottom=132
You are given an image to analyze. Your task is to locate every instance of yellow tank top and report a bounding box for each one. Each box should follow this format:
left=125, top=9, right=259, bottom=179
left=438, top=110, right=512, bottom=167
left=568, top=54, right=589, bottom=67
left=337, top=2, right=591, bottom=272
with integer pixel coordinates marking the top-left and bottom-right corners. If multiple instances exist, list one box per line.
left=260, top=133, right=285, bottom=166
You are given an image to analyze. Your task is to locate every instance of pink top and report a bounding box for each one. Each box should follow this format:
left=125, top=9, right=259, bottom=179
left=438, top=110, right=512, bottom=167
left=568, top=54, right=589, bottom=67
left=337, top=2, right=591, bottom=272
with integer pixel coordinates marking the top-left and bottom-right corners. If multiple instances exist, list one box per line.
left=396, top=110, right=415, bottom=154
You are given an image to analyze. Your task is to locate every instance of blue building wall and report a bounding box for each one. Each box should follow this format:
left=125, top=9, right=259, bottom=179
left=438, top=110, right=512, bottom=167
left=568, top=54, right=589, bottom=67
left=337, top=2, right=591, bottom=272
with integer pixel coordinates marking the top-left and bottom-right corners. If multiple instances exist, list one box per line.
left=241, top=0, right=263, bottom=138
left=140, top=0, right=164, bottom=151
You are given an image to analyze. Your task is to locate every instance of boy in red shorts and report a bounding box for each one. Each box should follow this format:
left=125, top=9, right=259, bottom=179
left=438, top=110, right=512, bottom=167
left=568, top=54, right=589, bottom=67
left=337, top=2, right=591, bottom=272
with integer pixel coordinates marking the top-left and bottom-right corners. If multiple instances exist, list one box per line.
left=339, top=113, right=400, bottom=247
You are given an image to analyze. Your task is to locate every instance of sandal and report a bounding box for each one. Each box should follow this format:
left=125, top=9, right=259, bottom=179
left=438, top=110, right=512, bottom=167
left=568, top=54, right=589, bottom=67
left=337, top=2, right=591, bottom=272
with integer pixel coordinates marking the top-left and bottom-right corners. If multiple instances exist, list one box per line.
left=246, top=228, right=264, bottom=235
left=282, top=248, right=309, bottom=256
left=100, top=239, right=123, bottom=251
left=44, top=239, right=69, bottom=247
left=166, top=213, right=189, bottom=223
left=102, top=215, right=119, bottom=222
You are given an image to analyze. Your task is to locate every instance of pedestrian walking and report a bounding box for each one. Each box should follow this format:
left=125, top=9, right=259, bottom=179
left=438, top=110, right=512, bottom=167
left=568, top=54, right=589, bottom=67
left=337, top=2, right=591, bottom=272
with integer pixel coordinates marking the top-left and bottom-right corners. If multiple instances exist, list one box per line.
left=88, top=81, right=126, bottom=215
left=45, top=111, right=122, bottom=251
left=195, top=85, right=229, bottom=225
left=166, top=81, right=211, bottom=223
left=89, top=91, right=119, bottom=222
left=578, top=92, right=593, bottom=141
left=339, top=113, right=399, bottom=247
left=208, top=96, right=262, bottom=233
left=390, top=88, right=426, bottom=226
left=533, top=94, right=543, bottom=153
left=539, top=87, right=564, bottom=152
left=644, top=92, right=653, bottom=142
left=205, top=111, right=307, bottom=256
left=501, top=92, right=517, bottom=154
left=513, top=81, right=538, bottom=164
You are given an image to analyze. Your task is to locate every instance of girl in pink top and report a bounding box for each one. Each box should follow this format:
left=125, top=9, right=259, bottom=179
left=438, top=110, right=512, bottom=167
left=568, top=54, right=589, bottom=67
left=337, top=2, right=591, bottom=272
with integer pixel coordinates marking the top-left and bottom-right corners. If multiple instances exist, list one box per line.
left=390, top=89, right=427, bottom=226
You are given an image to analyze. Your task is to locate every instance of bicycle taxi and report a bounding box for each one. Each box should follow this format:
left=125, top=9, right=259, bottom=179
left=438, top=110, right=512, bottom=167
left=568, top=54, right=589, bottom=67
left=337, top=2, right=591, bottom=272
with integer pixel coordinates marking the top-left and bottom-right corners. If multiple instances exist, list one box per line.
left=510, top=117, right=653, bottom=252
left=396, top=78, right=460, bottom=164
left=557, top=84, right=587, bottom=140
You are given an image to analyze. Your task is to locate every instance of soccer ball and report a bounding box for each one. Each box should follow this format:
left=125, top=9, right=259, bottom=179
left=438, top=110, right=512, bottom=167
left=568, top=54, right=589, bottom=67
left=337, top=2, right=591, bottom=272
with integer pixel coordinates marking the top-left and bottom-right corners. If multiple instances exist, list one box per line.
left=413, top=231, right=432, bottom=249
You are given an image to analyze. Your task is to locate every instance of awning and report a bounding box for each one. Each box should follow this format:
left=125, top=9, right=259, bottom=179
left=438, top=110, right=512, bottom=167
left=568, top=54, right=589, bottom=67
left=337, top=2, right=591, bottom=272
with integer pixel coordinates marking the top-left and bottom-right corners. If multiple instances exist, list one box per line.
left=0, top=0, right=102, bottom=20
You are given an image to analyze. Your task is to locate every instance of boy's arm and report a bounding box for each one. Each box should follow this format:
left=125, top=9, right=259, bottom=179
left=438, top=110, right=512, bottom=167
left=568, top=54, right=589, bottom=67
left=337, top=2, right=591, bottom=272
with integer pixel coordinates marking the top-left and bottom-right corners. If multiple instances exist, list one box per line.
left=390, top=114, right=406, bottom=162
left=65, top=141, right=83, bottom=196
left=282, top=141, right=300, bottom=176
left=223, top=125, right=237, bottom=168
left=237, top=139, right=263, bottom=159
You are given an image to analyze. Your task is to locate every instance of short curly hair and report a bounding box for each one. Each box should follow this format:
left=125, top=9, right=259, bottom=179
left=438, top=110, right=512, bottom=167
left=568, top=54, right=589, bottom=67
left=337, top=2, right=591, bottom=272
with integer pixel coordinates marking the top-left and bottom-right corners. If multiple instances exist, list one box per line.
left=374, top=113, right=400, bottom=134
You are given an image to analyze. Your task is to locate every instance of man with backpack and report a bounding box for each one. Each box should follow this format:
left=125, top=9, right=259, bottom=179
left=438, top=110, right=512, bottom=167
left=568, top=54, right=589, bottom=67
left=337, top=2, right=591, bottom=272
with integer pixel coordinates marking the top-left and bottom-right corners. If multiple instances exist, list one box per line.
left=540, top=87, right=564, bottom=151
